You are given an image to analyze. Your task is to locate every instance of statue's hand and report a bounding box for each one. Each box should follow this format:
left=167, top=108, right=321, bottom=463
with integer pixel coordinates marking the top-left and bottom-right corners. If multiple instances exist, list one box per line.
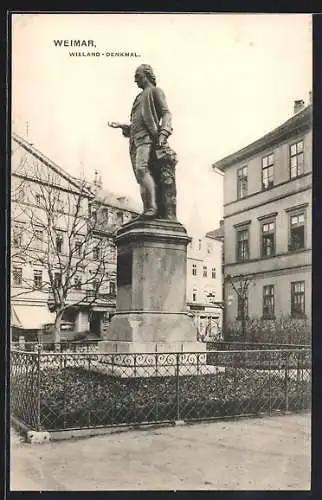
left=108, top=121, right=123, bottom=129
left=157, top=133, right=168, bottom=148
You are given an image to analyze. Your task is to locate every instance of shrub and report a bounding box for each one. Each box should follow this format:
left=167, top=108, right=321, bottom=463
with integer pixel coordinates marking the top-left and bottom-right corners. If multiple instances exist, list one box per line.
left=225, top=316, right=311, bottom=345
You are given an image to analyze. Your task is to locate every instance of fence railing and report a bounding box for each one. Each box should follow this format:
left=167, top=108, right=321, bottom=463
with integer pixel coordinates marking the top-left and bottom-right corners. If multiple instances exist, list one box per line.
left=206, top=341, right=310, bottom=351
left=11, top=341, right=100, bottom=353
left=10, top=347, right=311, bottom=433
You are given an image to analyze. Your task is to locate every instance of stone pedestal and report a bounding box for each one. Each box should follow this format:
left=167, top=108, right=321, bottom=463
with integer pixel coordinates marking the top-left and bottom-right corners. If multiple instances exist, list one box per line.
left=100, top=218, right=204, bottom=359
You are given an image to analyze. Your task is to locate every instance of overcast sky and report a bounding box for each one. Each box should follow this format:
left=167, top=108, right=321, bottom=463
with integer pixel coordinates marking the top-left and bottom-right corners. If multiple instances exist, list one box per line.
left=12, top=13, right=312, bottom=234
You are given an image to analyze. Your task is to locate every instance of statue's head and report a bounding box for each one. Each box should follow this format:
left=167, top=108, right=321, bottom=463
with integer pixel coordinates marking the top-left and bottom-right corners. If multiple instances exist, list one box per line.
left=134, top=64, right=157, bottom=89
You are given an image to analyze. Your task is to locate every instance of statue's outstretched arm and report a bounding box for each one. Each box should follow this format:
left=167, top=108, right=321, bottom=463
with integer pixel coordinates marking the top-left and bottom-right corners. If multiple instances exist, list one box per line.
left=107, top=121, right=131, bottom=138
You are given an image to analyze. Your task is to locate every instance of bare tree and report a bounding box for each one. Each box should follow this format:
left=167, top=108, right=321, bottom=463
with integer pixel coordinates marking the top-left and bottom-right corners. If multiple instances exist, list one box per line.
left=226, top=274, right=253, bottom=341
left=11, top=140, right=114, bottom=343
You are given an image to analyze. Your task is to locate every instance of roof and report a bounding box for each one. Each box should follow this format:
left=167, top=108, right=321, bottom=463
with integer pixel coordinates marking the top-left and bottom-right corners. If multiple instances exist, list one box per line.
left=95, top=188, right=140, bottom=214
left=12, top=132, right=92, bottom=196
left=212, top=104, right=312, bottom=170
left=206, top=226, right=224, bottom=241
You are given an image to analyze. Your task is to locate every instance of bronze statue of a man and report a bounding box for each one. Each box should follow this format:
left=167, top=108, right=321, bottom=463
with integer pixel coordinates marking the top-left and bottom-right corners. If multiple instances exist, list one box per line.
left=108, top=64, right=177, bottom=220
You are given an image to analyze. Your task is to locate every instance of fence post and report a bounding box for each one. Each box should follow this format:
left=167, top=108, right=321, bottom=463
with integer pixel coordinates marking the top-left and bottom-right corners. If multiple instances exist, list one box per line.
left=36, top=345, right=41, bottom=432
left=176, top=353, right=180, bottom=421
left=284, top=352, right=289, bottom=413
left=268, top=357, right=272, bottom=416
left=63, top=352, right=67, bottom=429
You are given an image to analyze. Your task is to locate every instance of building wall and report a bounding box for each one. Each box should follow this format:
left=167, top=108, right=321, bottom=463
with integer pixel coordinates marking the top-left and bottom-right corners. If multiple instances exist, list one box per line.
left=220, top=110, right=312, bottom=330
left=11, top=135, right=135, bottom=337
left=186, top=235, right=223, bottom=304
left=226, top=269, right=311, bottom=322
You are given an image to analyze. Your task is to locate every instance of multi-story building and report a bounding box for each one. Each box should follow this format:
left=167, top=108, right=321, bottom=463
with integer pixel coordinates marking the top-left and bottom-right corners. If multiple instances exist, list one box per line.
left=186, top=232, right=223, bottom=339
left=212, top=99, right=312, bottom=340
left=11, top=133, right=138, bottom=339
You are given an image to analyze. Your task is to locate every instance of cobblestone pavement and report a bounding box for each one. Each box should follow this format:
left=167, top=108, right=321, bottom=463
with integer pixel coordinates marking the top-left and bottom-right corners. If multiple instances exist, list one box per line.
left=10, top=413, right=311, bottom=491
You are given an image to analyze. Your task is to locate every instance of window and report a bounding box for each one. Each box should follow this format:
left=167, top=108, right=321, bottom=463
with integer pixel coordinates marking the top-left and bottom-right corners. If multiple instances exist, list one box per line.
left=33, top=270, right=43, bottom=289
left=192, top=289, right=197, bottom=302
left=92, top=280, right=99, bottom=292
left=16, top=187, right=25, bottom=202
left=192, top=263, right=197, bottom=276
left=291, top=281, right=305, bottom=317
left=212, top=267, right=216, bottom=279
left=261, top=221, right=275, bottom=257
left=74, top=239, right=82, bottom=257
left=34, top=229, right=43, bottom=250
left=263, top=285, right=275, bottom=318
left=237, top=165, right=248, bottom=199
left=56, top=233, right=63, bottom=254
left=13, top=266, right=22, bottom=286
left=109, top=281, right=116, bottom=295
left=13, top=226, right=23, bottom=247
left=35, top=194, right=41, bottom=206
left=290, top=140, right=304, bottom=179
left=74, top=275, right=82, bottom=290
left=54, top=272, right=61, bottom=288
left=198, top=239, right=202, bottom=251
left=289, top=213, right=305, bottom=250
left=93, top=240, right=102, bottom=260
left=57, top=200, right=64, bottom=213
left=237, top=229, right=249, bottom=262
left=203, top=266, right=207, bottom=278
left=262, top=153, right=274, bottom=190
left=237, top=292, right=248, bottom=320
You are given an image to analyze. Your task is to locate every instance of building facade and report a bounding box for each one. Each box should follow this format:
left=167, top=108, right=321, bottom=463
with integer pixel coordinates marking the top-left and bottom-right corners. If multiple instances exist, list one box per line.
left=11, top=133, right=138, bottom=339
left=186, top=233, right=223, bottom=339
left=212, top=100, right=312, bottom=341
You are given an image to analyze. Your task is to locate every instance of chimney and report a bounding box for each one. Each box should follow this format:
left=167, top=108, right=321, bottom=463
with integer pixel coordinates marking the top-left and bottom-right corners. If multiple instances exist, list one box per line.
left=93, top=170, right=102, bottom=189
left=294, top=99, right=305, bottom=114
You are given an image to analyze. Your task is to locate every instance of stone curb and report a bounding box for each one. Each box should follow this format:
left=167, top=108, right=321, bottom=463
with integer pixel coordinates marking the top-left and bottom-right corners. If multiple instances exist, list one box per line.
left=11, top=416, right=176, bottom=444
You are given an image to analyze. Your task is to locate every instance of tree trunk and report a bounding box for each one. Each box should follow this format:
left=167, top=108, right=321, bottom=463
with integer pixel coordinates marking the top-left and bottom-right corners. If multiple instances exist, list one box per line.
left=241, top=297, right=246, bottom=342
left=53, top=308, right=64, bottom=346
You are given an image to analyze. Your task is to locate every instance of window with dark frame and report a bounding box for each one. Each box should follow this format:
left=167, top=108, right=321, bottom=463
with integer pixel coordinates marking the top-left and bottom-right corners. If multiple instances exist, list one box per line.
left=261, top=221, right=275, bottom=257
left=109, top=281, right=116, bottom=296
left=289, top=213, right=305, bottom=251
left=237, top=292, right=248, bottom=320
left=33, top=269, right=43, bottom=289
left=13, top=266, right=22, bottom=286
left=93, top=240, right=102, bottom=261
left=34, top=229, right=43, bottom=250
left=35, top=194, right=41, bottom=206
left=262, top=153, right=274, bottom=190
left=237, top=165, right=248, bottom=199
left=74, top=239, right=82, bottom=257
left=263, top=285, right=275, bottom=318
left=56, top=233, right=63, bottom=254
left=74, top=275, right=82, bottom=290
left=13, top=226, right=23, bottom=248
left=212, top=267, right=216, bottom=279
left=192, top=263, right=197, bottom=276
left=54, top=272, right=62, bottom=288
left=203, top=266, right=207, bottom=277
left=237, top=229, right=249, bottom=262
left=192, top=289, right=197, bottom=302
left=291, top=281, right=305, bottom=317
left=290, top=140, right=304, bottom=179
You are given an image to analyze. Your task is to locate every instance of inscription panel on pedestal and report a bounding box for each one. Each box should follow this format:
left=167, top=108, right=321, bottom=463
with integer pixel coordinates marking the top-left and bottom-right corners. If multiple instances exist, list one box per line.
left=117, top=250, right=133, bottom=287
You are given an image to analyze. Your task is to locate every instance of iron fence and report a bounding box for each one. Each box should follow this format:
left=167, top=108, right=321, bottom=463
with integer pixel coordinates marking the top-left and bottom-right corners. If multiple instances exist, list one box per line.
left=206, top=341, right=310, bottom=351
left=11, top=341, right=100, bottom=353
left=10, top=347, right=311, bottom=433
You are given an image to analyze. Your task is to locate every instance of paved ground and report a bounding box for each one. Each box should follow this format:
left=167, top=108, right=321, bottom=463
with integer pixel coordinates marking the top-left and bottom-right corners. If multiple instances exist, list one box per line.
left=10, top=413, right=311, bottom=491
